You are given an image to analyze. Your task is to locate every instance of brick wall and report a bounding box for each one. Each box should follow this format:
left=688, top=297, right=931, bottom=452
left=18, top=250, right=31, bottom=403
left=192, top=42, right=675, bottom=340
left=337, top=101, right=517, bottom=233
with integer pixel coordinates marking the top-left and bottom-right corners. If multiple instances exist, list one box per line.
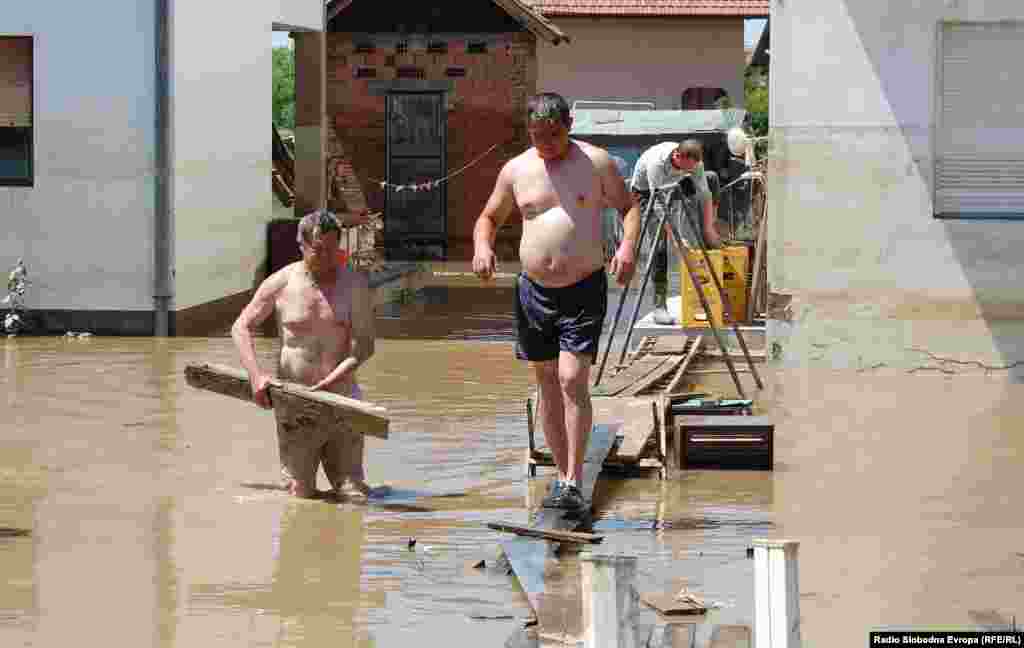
left=327, top=32, right=537, bottom=261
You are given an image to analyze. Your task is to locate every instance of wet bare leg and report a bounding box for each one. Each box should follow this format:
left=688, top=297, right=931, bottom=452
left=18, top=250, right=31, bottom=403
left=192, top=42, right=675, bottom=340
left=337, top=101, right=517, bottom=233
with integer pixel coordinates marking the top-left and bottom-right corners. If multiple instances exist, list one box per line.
left=534, top=360, right=569, bottom=481
left=324, top=424, right=371, bottom=501
left=559, top=351, right=593, bottom=484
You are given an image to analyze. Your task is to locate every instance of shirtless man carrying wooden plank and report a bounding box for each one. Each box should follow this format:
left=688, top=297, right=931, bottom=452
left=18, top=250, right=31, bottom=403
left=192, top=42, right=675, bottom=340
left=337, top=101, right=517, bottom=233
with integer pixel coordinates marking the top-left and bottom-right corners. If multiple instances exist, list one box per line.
left=231, top=209, right=377, bottom=501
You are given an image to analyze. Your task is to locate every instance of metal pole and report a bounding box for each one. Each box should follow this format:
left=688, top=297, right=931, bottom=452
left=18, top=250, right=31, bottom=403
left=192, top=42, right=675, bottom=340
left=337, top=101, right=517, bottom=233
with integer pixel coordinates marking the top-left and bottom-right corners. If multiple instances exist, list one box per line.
left=593, top=198, right=656, bottom=387
left=662, top=212, right=747, bottom=399
left=615, top=205, right=670, bottom=371
left=153, top=0, right=173, bottom=336
left=678, top=194, right=764, bottom=389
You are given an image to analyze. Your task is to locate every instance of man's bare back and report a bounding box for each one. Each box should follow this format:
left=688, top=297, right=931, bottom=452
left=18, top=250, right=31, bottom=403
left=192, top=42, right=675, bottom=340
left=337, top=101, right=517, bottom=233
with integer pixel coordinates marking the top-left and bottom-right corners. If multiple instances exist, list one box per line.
left=511, top=141, right=608, bottom=288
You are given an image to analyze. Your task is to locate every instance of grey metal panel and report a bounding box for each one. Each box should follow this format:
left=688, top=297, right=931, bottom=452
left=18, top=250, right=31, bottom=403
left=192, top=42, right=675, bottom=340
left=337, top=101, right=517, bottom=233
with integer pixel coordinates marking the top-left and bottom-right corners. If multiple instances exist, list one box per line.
left=937, top=22, right=1024, bottom=216
left=570, top=108, right=747, bottom=137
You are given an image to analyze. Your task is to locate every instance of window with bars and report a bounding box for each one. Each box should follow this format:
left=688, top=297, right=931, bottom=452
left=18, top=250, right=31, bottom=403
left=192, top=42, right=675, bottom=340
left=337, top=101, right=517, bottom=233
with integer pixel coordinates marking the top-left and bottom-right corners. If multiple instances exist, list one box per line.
left=0, top=36, right=32, bottom=186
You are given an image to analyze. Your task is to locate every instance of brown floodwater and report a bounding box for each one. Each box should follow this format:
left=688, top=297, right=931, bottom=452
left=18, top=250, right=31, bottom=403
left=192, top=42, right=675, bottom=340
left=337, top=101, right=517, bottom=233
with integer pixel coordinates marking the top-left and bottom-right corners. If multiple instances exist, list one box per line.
left=1, top=270, right=1021, bottom=647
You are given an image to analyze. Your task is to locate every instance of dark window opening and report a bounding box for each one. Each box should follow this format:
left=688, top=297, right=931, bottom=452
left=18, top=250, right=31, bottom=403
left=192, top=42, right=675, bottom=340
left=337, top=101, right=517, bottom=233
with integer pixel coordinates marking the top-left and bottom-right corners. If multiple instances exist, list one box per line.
left=467, top=41, right=488, bottom=54
left=355, top=42, right=375, bottom=54
left=681, top=87, right=728, bottom=110
left=427, top=41, right=448, bottom=54
left=355, top=67, right=377, bottom=79
left=445, top=67, right=467, bottom=78
left=0, top=36, right=32, bottom=187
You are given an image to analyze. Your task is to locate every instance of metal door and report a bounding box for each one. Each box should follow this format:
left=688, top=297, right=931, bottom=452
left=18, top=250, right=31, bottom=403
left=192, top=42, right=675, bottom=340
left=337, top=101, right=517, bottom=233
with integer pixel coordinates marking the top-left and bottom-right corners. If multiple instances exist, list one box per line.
left=385, top=92, right=447, bottom=258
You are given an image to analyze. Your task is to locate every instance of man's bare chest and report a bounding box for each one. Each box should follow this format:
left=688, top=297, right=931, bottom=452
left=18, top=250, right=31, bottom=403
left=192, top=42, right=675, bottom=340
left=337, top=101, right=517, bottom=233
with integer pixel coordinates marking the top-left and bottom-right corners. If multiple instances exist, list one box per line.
left=278, top=277, right=350, bottom=331
left=514, top=164, right=602, bottom=220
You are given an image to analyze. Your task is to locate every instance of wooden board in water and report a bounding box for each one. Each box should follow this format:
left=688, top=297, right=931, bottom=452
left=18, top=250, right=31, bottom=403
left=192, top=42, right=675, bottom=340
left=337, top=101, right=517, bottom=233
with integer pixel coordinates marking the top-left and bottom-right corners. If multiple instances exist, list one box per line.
left=184, top=362, right=389, bottom=439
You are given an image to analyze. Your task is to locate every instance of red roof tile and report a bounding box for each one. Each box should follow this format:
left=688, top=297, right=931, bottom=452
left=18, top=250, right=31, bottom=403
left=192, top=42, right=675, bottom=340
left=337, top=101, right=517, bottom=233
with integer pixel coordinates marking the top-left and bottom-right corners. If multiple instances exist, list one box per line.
left=527, top=0, right=768, bottom=17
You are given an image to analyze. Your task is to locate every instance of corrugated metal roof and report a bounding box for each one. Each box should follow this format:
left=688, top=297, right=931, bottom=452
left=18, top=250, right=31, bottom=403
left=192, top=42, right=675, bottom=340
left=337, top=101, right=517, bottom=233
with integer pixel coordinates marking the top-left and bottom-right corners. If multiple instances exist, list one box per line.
left=527, top=0, right=769, bottom=17
left=570, top=109, right=747, bottom=136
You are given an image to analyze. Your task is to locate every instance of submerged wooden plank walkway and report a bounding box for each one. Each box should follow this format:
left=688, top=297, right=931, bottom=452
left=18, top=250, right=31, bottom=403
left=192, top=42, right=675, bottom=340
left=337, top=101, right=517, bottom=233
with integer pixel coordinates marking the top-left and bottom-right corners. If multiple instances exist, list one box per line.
left=499, top=422, right=619, bottom=618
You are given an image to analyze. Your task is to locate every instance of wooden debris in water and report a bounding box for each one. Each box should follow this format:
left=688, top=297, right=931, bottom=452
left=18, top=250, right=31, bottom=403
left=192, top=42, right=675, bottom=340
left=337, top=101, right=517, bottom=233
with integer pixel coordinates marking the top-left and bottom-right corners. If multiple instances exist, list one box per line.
left=640, top=591, right=707, bottom=616
left=487, top=521, right=604, bottom=544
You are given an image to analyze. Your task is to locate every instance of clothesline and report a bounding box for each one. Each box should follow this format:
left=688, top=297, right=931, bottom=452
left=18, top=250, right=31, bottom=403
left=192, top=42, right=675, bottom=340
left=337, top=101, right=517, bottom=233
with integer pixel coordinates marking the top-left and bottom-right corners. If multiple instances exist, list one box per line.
left=370, top=141, right=507, bottom=193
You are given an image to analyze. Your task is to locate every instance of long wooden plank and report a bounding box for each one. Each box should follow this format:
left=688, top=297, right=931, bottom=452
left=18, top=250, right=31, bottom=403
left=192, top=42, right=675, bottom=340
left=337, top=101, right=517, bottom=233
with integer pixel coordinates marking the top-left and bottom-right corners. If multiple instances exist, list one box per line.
left=486, top=522, right=603, bottom=544
left=625, top=353, right=687, bottom=398
left=184, top=362, right=389, bottom=439
left=593, top=355, right=670, bottom=397
left=611, top=399, right=658, bottom=463
left=500, top=423, right=618, bottom=616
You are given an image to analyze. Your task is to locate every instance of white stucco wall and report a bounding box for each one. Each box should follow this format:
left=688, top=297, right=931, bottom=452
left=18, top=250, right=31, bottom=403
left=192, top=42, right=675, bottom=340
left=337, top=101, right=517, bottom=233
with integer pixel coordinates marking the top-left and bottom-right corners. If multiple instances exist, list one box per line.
left=536, top=17, right=746, bottom=110
left=768, top=0, right=1024, bottom=374
left=172, top=0, right=322, bottom=313
left=0, top=3, right=157, bottom=312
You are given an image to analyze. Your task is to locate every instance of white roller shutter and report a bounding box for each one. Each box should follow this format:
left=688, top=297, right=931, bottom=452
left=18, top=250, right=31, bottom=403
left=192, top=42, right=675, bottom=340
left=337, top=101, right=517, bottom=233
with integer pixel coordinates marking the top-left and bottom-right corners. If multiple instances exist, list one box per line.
left=0, top=37, right=32, bottom=128
left=937, top=23, right=1024, bottom=217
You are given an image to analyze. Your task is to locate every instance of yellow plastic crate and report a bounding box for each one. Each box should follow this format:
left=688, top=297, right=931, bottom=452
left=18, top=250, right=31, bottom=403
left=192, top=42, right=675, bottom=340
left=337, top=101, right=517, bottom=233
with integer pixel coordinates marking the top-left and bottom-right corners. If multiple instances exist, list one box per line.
left=680, top=250, right=724, bottom=327
left=721, top=245, right=750, bottom=324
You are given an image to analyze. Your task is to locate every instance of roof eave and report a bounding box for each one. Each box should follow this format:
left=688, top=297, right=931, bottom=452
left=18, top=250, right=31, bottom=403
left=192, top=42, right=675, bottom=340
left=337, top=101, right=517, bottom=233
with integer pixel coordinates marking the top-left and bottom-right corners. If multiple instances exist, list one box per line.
left=325, top=0, right=571, bottom=44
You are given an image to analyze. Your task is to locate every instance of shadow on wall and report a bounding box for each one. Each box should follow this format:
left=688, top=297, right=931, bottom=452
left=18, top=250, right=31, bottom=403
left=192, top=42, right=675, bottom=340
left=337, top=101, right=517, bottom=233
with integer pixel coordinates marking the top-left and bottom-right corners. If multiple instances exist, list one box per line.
left=840, top=1, right=1024, bottom=381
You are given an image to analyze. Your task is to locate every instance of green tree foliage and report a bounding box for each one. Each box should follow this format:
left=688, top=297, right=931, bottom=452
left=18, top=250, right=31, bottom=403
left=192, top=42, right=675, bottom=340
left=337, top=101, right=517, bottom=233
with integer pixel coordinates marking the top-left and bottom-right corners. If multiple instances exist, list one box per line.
left=745, top=67, right=769, bottom=137
left=273, top=46, right=295, bottom=130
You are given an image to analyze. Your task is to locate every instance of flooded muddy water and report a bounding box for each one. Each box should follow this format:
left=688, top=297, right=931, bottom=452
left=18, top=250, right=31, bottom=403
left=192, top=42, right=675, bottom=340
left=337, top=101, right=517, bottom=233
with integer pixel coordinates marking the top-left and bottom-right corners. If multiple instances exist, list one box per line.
left=1, top=267, right=1021, bottom=647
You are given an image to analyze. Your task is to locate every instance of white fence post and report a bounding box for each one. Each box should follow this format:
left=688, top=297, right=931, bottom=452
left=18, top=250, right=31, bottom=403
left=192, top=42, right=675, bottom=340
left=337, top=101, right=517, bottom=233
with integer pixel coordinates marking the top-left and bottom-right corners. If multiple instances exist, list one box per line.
left=753, top=539, right=801, bottom=648
left=580, top=553, right=640, bottom=648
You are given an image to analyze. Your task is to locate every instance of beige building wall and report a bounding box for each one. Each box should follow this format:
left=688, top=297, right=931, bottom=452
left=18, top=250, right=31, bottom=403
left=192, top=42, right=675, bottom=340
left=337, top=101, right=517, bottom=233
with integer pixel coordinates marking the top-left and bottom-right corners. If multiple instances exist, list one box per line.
left=536, top=17, right=746, bottom=110
left=171, top=1, right=323, bottom=316
left=768, top=0, right=1024, bottom=374
left=766, top=2, right=1024, bottom=645
left=0, top=2, right=157, bottom=314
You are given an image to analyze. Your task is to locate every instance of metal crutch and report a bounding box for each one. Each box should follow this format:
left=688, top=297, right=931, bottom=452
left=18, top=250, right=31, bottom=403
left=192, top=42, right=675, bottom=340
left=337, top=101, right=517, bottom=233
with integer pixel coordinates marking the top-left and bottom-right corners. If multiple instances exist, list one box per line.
left=592, top=195, right=658, bottom=387
left=674, top=189, right=764, bottom=390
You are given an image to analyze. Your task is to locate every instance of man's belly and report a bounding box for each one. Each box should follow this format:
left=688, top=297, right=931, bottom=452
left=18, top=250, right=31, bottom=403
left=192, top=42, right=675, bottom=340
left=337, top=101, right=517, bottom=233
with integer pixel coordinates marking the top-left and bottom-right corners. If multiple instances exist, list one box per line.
left=519, top=207, right=604, bottom=288
left=277, top=332, right=354, bottom=395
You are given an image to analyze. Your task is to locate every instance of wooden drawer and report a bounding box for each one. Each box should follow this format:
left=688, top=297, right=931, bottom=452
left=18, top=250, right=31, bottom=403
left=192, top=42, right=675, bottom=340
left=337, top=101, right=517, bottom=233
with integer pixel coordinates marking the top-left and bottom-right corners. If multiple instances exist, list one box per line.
left=674, top=415, right=773, bottom=470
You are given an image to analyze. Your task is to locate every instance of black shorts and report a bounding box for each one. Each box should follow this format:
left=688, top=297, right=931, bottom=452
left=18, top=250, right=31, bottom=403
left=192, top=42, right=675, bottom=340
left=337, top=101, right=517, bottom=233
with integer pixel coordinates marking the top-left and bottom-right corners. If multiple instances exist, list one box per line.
left=515, top=269, right=608, bottom=363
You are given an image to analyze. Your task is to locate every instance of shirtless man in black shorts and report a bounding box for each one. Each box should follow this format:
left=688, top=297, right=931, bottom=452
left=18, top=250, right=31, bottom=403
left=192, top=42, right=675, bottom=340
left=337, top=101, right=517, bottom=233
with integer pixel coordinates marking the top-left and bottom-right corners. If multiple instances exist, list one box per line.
left=472, top=92, right=641, bottom=510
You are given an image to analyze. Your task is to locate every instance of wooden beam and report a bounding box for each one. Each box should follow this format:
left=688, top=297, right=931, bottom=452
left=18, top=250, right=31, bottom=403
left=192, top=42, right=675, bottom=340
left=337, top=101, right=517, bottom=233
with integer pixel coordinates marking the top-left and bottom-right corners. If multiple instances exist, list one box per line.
left=624, top=338, right=689, bottom=397
left=184, top=362, right=389, bottom=439
left=664, top=335, right=703, bottom=395
left=486, top=522, right=603, bottom=544
left=610, top=399, right=658, bottom=463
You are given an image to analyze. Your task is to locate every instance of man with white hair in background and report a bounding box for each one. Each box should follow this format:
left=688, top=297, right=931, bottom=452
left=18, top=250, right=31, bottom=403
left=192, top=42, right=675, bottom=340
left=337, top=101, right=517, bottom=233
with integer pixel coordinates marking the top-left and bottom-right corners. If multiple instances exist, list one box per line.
left=232, top=209, right=379, bottom=501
